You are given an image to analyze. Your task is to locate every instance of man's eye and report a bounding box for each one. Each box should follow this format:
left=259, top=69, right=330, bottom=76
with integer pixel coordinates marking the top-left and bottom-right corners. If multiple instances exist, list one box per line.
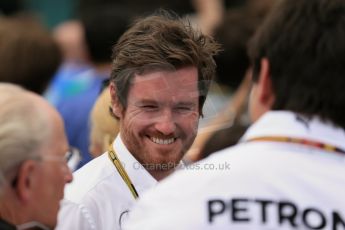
left=141, top=105, right=158, bottom=111
left=176, top=107, right=192, bottom=113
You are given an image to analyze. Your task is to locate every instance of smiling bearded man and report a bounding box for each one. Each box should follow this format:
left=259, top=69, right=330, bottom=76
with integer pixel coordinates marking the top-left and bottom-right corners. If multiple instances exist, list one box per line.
left=57, top=11, right=220, bottom=230
left=116, top=66, right=200, bottom=180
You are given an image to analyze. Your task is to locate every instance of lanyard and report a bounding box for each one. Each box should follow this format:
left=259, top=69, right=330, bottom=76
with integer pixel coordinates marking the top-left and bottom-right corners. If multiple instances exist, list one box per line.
left=108, top=145, right=139, bottom=199
left=246, top=136, right=345, bottom=155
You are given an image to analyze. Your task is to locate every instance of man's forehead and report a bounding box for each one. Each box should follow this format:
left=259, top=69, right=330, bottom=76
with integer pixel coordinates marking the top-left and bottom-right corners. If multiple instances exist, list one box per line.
left=131, top=67, right=198, bottom=88
left=127, top=68, right=199, bottom=103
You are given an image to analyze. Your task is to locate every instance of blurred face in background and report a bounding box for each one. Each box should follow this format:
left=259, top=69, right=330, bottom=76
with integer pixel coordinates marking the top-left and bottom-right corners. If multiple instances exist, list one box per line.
left=89, top=86, right=119, bottom=158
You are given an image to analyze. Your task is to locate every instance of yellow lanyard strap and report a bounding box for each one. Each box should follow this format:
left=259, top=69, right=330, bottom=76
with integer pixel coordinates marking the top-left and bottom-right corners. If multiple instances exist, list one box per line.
left=108, top=145, right=139, bottom=199
left=246, top=136, right=345, bottom=155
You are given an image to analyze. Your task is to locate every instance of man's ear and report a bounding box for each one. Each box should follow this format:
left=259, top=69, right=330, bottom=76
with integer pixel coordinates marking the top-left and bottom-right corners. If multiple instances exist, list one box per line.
left=256, top=58, right=275, bottom=109
left=109, top=82, right=124, bottom=119
left=15, top=160, right=37, bottom=203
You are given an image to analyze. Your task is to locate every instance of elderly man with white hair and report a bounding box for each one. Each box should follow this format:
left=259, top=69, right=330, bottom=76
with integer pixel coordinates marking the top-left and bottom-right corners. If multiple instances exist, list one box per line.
left=0, top=83, right=74, bottom=230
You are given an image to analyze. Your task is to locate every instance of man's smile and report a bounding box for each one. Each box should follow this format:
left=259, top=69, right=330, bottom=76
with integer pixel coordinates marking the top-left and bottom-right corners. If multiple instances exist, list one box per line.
left=149, top=136, right=176, bottom=145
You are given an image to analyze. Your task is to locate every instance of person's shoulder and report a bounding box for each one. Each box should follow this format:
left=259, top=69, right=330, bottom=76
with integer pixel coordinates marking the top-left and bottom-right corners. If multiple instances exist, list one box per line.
left=140, top=143, right=276, bottom=201
left=59, top=152, right=133, bottom=230
left=124, top=144, right=280, bottom=230
left=64, top=153, right=114, bottom=202
left=57, top=199, right=97, bottom=230
left=124, top=146, right=246, bottom=229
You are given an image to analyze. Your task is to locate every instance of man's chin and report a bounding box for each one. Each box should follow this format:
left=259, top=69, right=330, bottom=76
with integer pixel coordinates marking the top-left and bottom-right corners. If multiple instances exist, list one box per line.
left=143, top=155, right=181, bottom=171
left=142, top=162, right=177, bottom=172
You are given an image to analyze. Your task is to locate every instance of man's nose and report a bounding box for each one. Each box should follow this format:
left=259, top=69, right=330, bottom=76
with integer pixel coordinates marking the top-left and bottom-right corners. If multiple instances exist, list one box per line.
left=154, top=109, right=176, bottom=135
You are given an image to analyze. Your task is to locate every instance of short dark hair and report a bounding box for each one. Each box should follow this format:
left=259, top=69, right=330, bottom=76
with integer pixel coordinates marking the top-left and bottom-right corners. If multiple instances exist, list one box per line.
left=214, top=8, right=263, bottom=90
left=110, top=11, right=220, bottom=115
left=248, top=0, right=345, bottom=128
left=0, top=16, right=61, bottom=94
left=80, top=5, right=133, bottom=64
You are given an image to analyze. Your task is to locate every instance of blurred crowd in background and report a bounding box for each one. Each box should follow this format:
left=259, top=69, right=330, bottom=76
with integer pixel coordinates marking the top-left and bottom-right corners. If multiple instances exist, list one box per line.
left=0, top=0, right=276, bottom=169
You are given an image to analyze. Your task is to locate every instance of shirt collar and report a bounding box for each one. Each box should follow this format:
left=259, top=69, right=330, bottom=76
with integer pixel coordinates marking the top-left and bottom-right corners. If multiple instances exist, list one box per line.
left=112, top=135, right=157, bottom=194
left=242, top=111, right=345, bottom=150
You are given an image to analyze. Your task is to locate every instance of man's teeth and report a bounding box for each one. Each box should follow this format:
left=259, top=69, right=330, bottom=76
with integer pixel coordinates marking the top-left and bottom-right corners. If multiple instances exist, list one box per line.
left=150, top=137, right=175, bottom=145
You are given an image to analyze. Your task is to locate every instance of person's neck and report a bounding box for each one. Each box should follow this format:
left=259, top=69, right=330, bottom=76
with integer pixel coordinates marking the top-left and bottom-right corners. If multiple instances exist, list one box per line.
left=0, top=194, right=30, bottom=226
left=0, top=203, right=17, bottom=226
left=148, top=168, right=175, bottom=181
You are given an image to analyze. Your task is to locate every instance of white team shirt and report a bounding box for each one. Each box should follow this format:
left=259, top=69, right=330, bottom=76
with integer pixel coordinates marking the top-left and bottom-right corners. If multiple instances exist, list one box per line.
left=124, top=111, right=345, bottom=230
left=56, top=135, right=157, bottom=230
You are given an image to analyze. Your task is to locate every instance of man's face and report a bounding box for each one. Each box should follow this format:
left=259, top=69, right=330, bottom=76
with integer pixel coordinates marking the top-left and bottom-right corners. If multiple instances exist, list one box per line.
left=115, top=66, right=200, bottom=171
left=31, top=112, right=73, bottom=228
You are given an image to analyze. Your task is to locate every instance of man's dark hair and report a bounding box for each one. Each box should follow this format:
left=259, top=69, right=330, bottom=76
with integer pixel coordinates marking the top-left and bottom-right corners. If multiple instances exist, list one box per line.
left=0, top=0, right=23, bottom=16
left=110, top=11, right=220, bottom=115
left=0, top=16, right=61, bottom=94
left=80, top=5, right=133, bottom=64
left=248, top=0, right=345, bottom=128
left=214, top=8, right=263, bottom=90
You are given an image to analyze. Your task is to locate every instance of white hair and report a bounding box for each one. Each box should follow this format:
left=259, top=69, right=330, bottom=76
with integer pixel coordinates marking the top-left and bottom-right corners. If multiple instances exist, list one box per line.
left=0, top=83, right=51, bottom=192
